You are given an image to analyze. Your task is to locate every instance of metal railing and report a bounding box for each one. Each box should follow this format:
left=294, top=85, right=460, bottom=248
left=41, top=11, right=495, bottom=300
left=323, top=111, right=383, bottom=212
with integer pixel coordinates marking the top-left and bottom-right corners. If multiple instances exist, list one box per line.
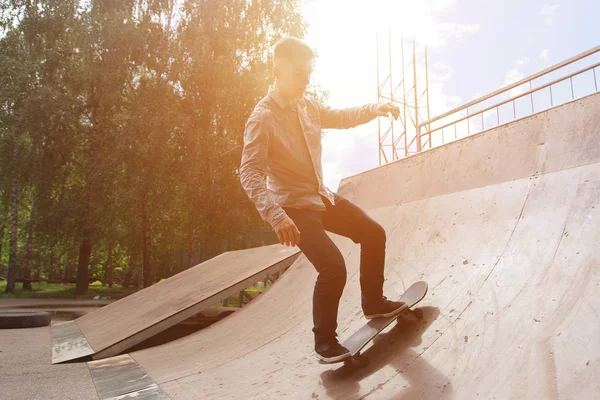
left=417, top=45, right=600, bottom=149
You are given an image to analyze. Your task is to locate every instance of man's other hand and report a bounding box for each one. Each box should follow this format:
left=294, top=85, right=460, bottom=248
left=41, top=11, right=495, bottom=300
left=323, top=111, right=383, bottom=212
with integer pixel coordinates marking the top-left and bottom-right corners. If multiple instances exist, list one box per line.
left=274, top=217, right=301, bottom=247
left=375, top=103, right=400, bottom=120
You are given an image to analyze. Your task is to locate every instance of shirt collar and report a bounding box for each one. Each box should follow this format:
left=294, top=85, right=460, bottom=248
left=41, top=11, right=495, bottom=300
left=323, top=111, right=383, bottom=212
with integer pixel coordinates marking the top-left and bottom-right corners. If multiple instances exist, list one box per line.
left=269, top=86, right=306, bottom=111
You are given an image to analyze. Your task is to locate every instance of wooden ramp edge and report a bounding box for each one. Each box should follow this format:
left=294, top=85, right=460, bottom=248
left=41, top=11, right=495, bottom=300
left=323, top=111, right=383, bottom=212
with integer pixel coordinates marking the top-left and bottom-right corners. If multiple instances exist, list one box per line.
left=51, top=244, right=301, bottom=364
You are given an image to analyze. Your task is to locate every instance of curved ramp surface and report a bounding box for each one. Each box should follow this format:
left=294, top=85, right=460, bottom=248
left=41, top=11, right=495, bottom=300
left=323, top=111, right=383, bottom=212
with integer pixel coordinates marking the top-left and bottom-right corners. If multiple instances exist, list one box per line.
left=89, top=93, right=600, bottom=399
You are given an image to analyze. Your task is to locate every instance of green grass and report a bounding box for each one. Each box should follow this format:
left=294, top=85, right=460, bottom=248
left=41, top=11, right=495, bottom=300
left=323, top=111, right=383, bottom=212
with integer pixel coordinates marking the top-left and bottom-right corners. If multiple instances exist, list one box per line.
left=215, top=283, right=271, bottom=307
left=0, top=279, right=273, bottom=303
left=0, top=281, right=137, bottom=299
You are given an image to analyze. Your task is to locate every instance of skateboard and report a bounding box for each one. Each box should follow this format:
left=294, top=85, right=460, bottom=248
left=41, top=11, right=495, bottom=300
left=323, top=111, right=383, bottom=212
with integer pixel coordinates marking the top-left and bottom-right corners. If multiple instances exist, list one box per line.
left=319, top=281, right=428, bottom=367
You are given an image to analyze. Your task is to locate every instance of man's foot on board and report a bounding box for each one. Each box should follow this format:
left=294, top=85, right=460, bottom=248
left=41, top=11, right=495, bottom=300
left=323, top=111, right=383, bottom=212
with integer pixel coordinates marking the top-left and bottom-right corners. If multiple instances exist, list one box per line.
left=315, top=337, right=351, bottom=363
left=362, top=296, right=407, bottom=319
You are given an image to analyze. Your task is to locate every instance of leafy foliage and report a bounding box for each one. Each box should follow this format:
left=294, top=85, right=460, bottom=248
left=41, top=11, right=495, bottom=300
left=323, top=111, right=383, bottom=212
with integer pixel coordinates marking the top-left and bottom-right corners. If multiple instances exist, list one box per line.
left=0, top=0, right=307, bottom=293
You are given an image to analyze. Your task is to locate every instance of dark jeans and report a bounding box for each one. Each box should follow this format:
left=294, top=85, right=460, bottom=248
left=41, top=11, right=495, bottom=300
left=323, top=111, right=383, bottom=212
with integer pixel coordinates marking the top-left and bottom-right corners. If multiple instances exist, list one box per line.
left=283, top=193, right=386, bottom=343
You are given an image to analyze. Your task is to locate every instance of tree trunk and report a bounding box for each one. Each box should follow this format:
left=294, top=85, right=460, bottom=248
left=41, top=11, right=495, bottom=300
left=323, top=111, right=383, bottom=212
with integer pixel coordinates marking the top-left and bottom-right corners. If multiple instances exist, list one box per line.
left=123, top=252, right=133, bottom=289
left=47, top=250, right=54, bottom=282
left=0, top=214, right=6, bottom=262
left=75, top=224, right=92, bottom=295
left=56, top=264, right=63, bottom=281
left=6, top=144, right=20, bottom=293
left=107, top=266, right=114, bottom=288
left=63, top=260, right=71, bottom=281
left=103, top=241, right=113, bottom=286
left=178, top=248, right=183, bottom=273
left=0, top=216, right=6, bottom=278
left=107, top=242, right=113, bottom=287
left=142, top=191, right=152, bottom=287
left=22, top=201, right=36, bottom=290
left=187, top=238, right=193, bottom=270
left=22, top=225, right=34, bottom=290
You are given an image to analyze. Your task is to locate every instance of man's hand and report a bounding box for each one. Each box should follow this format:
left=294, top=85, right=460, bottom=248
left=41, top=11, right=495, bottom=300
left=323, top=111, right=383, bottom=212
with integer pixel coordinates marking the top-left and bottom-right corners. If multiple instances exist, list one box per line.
left=273, top=217, right=301, bottom=247
left=375, top=103, right=400, bottom=120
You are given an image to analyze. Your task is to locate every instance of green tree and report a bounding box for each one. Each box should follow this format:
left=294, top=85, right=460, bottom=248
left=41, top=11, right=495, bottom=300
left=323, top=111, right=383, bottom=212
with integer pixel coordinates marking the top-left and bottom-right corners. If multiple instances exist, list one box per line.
left=0, top=0, right=308, bottom=295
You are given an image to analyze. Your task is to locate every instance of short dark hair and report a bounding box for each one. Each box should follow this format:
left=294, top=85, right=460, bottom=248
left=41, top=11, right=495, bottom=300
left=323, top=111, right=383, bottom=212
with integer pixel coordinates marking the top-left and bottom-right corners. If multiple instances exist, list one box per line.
left=273, top=37, right=315, bottom=65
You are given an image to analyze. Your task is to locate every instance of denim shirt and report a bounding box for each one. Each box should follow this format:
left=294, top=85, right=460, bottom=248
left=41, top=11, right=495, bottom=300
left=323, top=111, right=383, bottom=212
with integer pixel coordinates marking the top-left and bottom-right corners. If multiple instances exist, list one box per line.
left=240, top=88, right=378, bottom=228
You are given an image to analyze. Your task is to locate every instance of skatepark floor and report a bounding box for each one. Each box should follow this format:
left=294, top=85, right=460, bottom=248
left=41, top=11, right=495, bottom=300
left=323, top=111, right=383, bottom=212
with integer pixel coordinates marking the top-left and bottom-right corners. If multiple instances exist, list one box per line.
left=0, top=299, right=226, bottom=399
left=0, top=322, right=99, bottom=400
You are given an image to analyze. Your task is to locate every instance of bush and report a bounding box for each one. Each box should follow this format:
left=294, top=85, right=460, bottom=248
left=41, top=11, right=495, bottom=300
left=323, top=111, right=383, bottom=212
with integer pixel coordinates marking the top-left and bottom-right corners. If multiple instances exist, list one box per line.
left=90, top=280, right=103, bottom=287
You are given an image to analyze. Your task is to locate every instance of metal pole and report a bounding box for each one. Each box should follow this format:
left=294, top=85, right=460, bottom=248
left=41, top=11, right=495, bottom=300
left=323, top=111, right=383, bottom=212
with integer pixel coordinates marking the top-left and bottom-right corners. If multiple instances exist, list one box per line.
left=496, top=106, right=500, bottom=126
left=376, top=33, right=381, bottom=165
left=570, top=76, right=575, bottom=99
left=550, top=85, right=553, bottom=106
left=402, top=37, right=407, bottom=157
left=467, top=107, right=470, bottom=135
left=389, top=30, right=395, bottom=161
left=594, top=68, right=598, bottom=91
left=425, top=46, right=431, bottom=149
left=413, top=41, right=421, bottom=152
left=529, top=81, right=534, bottom=113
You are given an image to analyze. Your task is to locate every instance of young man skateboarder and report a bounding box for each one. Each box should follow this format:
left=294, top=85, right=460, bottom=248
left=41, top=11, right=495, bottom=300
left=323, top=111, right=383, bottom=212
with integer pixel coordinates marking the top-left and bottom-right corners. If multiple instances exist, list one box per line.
left=240, top=37, right=405, bottom=363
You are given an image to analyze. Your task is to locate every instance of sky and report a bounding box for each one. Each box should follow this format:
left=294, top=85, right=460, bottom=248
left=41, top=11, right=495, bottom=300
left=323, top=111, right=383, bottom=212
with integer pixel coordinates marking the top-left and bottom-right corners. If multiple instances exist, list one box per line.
left=301, top=0, right=600, bottom=190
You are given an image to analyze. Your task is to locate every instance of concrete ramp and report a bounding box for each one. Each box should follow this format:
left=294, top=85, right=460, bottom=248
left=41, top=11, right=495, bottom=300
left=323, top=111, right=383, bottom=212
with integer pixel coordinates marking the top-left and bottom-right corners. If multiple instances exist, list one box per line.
left=87, top=93, right=600, bottom=399
left=52, top=244, right=300, bottom=363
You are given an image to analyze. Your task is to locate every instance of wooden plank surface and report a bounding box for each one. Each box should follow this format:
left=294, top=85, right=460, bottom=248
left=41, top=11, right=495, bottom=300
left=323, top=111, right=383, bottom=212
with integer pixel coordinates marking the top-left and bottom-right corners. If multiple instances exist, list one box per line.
left=92, top=251, right=299, bottom=360
left=56, top=244, right=300, bottom=362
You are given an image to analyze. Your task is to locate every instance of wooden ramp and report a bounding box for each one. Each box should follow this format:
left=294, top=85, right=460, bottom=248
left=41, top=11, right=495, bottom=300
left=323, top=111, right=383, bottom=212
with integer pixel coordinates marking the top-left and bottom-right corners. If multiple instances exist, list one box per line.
left=87, top=93, right=600, bottom=399
left=51, top=244, right=300, bottom=363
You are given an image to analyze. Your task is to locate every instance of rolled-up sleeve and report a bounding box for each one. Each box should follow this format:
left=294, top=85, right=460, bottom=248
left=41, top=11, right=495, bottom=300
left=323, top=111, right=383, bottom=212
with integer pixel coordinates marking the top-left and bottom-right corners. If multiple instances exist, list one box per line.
left=318, top=103, right=379, bottom=129
left=239, top=114, right=288, bottom=228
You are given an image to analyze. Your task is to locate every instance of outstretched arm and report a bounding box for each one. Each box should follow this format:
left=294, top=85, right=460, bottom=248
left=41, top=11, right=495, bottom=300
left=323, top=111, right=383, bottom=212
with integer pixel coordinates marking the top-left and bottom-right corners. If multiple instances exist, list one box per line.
left=318, top=102, right=400, bottom=129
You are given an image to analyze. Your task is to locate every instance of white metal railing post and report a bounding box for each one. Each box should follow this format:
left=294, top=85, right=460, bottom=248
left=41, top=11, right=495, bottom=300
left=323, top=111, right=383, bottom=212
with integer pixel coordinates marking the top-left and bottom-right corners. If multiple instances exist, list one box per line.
left=413, top=41, right=421, bottom=152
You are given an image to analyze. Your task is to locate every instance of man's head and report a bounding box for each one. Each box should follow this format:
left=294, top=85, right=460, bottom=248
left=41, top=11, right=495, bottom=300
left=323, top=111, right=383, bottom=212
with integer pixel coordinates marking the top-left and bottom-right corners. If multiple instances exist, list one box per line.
left=272, top=37, right=315, bottom=100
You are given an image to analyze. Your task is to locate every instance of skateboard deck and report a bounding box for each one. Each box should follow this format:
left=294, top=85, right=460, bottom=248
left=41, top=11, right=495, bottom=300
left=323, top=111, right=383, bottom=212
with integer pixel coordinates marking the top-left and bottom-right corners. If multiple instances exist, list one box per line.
left=319, top=281, right=428, bottom=366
